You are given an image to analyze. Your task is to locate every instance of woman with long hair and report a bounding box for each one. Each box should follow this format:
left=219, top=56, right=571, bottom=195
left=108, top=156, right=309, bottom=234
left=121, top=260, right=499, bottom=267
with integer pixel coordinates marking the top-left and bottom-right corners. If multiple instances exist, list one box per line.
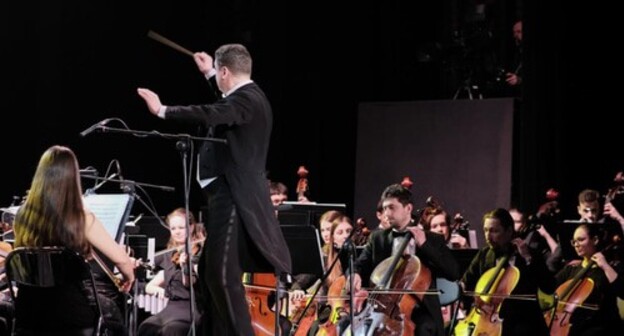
left=13, top=145, right=135, bottom=334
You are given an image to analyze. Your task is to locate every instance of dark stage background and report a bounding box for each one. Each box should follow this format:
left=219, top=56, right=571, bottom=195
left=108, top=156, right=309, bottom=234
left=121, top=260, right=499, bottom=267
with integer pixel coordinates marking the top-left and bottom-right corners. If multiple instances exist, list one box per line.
left=2, top=1, right=622, bottom=233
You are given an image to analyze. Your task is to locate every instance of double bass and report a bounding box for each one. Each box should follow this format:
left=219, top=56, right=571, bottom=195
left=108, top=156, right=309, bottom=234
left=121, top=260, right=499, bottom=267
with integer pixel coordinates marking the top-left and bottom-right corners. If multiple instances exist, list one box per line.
left=351, top=233, right=432, bottom=335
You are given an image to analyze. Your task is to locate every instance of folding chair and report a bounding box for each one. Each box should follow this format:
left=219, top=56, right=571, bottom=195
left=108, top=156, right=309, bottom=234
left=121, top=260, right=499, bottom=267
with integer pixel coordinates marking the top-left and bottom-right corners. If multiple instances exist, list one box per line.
left=435, top=277, right=462, bottom=336
left=5, top=246, right=105, bottom=336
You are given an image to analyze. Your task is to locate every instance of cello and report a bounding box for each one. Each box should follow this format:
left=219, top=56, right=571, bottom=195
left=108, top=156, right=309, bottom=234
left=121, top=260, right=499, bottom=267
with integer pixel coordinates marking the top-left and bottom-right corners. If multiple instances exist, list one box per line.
left=453, top=253, right=520, bottom=336
left=317, top=275, right=349, bottom=336
left=543, top=237, right=620, bottom=336
left=351, top=233, right=432, bottom=335
left=454, top=211, right=542, bottom=336
left=244, top=272, right=282, bottom=335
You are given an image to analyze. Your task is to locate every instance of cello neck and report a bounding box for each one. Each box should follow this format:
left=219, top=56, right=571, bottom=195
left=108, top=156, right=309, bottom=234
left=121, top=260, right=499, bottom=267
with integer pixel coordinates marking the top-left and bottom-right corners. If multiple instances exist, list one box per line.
left=378, top=234, right=412, bottom=289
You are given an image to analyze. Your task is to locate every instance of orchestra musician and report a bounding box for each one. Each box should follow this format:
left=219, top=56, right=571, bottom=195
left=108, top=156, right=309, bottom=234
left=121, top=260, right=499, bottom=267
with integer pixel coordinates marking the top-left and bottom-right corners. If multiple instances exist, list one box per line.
left=350, top=183, right=460, bottom=336
left=0, top=239, right=13, bottom=336
left=460, top=208, right=555, bottom=336
left=138, top=207, right=204, bottom=336
left=549, top=224, right=623, bottom=334
left=421, top=205, right=469, bottom=249
left=291, top=213, right=353, bottom=335
left=12, top=145, right=136, bottom=335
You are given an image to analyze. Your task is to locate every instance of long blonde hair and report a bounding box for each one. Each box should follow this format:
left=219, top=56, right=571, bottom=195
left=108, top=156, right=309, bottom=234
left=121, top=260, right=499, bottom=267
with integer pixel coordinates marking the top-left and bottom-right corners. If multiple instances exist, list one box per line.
left=325, top=214, right=353, bottom=286
left=14, top=145, right=90, bottom=255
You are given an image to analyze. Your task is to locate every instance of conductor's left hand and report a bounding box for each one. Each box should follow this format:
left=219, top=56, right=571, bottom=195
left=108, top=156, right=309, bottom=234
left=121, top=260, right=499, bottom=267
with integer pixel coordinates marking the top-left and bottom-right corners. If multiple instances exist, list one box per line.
left=137, top=88, right=163, bottom=116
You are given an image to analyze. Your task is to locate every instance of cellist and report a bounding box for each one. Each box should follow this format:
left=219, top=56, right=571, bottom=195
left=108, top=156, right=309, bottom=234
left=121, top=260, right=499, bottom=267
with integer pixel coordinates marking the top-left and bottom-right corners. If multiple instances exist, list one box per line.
left=460, top=208, right=555, bottom=335
left=350, top=183, right=461, bottom=336
left=289, top=212, right=353, bottom=335
left=549, top=224, right=623, bottom=334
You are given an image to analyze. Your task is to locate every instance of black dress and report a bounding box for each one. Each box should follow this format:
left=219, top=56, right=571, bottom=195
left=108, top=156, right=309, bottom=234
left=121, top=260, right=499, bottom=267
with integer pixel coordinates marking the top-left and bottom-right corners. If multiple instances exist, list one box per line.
left=137, top=252, right=200, bottom=336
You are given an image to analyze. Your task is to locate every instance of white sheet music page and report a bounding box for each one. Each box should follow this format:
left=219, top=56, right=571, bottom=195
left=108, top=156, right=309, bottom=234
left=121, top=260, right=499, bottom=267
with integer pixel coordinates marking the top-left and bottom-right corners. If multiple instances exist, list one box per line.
left=83, top=193, right=131, bottom=242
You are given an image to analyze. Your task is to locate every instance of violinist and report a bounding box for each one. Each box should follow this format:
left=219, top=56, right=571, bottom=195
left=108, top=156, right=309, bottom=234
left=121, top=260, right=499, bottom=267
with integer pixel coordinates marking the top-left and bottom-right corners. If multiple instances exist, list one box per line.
left=422, top=206, right=469, bottom=249
left=351, top=184, right=460, bottom=336
left=138, top=207, right=204, bottom=336
left=460, top=208, right=555, bottom=335
left=550, top=224, right=623, bottom=335
left=12, top=145, right=136, bottom=335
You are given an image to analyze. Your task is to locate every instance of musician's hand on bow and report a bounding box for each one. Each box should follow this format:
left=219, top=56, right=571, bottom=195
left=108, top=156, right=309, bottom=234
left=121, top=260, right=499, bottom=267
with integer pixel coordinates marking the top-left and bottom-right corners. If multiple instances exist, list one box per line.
left=120, top=276, right=135, bottom=293
left=290, top=289, right=306, bottom=304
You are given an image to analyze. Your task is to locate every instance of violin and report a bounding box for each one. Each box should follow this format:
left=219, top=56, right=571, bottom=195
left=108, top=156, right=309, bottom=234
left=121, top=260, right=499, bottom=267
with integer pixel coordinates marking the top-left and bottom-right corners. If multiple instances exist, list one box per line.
left=352, top=233, right=432, bottom=336
left=171, top=241, right=203, bottom=266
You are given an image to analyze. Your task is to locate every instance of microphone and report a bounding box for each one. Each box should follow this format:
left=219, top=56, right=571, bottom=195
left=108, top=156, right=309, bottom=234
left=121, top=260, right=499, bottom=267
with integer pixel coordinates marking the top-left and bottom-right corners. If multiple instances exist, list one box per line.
left=80, top=118, right=112, bottom=137
left=85, top=173, right=118, bottom=195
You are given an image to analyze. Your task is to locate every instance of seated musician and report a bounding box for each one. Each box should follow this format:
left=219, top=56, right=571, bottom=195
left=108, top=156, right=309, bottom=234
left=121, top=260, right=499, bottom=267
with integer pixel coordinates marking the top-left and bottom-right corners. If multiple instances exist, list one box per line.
left=459, top=208, right=555, bottom=336
left=0, top=240, right=14, bottom=336
left=550, top=224, right=623, bottom=334
left=138, top=207, right=204, bottom=336
left=350, top=183, right=460, bottom=336
left=422, top=205, right=469, bottom=249
left=292, top=213, right=353, bottom=335
left=12, top=145, right=136, bottom=335
left=509, top=207, right=560, bottom=273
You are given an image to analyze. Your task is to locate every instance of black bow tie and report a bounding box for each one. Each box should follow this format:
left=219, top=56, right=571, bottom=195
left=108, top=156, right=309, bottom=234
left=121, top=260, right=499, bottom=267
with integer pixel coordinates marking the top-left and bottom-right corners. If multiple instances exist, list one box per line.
left=391, top=230, right=411, bottom=239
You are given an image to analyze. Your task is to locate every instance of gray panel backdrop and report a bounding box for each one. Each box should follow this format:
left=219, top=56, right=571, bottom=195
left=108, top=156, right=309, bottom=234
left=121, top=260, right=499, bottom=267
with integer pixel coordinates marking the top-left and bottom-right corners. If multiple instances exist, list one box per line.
left=354, top=98, right=514, bottom=248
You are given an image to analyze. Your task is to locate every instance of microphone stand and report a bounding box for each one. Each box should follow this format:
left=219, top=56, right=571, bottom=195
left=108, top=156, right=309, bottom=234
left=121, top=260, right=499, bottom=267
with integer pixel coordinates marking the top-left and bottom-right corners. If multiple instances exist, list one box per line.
left=345, top=239, right=356, bottom=336
left=83, top=123, right=226, bottom=336
left=176, top=138, right=198, bottom=336
left=85, top=124, right=227, bottom=145
left=289, top=229, right=357, bottom=336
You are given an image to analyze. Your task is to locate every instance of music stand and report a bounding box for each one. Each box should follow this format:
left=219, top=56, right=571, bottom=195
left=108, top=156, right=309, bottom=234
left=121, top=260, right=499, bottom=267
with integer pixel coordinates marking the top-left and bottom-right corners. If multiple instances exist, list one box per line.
left=277, top=202, right=347, bottom=226
left=83, top=193, right=135, bottom=243
left=280, top=225, right=325, bottom=276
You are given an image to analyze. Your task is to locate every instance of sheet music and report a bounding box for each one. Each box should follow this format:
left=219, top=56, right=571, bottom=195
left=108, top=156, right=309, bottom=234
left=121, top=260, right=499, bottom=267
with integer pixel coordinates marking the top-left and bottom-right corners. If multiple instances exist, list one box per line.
left=83, top=193, right=131, bottom=242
